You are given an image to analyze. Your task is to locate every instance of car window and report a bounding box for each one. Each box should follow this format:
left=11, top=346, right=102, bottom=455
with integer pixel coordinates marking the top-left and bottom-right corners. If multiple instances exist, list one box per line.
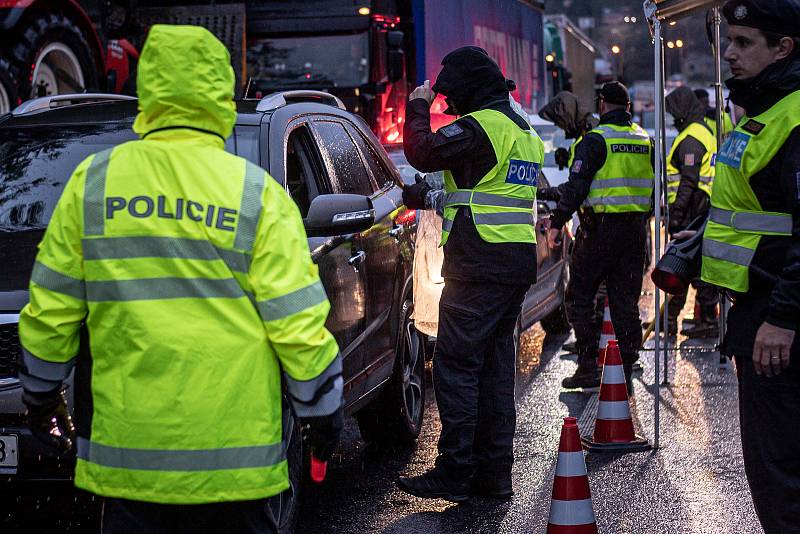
left=0, top=124, right=137, bottom=231
left=224, top=125, right=260, bottom=165
left=285, top=124, right=329, bottom=217
left=344, top=122, right=392, bottom=189
left=312, top=120, right=374, bottom=196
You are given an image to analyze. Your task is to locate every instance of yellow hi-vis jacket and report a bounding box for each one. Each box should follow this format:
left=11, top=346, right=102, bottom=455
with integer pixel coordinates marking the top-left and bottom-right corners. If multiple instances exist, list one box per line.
left=701, top=90, right=799, bottom=293
left=666, top=121, right=717, bottom=203
left=18, top=24, right=342, bottom=504
left=583, top=124, right=654, bottom=213
left=441, top=109, right=544, bottom=245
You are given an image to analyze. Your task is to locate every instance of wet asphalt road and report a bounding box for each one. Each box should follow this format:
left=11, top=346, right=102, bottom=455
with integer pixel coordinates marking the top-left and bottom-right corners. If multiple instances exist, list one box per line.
left=2, top=290, right=763, bottom=533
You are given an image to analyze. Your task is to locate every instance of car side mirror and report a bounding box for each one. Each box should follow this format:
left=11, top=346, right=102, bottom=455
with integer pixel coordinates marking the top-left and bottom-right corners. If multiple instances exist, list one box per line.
left=303, top=194, right=375, bottom=237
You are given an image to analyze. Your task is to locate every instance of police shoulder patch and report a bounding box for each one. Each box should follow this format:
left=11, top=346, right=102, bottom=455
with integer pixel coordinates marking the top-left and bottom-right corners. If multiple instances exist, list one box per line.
left=683, top=153, right=696, bottom=166
left=439, top=123, right=465, bottom=138
left=741, top=119, right=765, bottom=135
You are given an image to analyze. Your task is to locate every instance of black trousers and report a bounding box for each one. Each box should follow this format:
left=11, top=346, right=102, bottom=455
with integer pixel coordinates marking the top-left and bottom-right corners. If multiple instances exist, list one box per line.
left=735, top=349, right=800, bottom=533
left=433, top=279, right=528, bottom=479
left=101, top=497, right=278, bottom=534
left=565, top=214, right=646, bottom=366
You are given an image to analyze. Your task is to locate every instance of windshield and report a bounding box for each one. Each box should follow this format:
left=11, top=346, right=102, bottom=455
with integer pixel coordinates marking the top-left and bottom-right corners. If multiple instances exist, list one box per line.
left=532, top=123, right=568, bottom=168
left=0, top=124, right=137, bottom=232
left=247, top=33, right=369, bottom=92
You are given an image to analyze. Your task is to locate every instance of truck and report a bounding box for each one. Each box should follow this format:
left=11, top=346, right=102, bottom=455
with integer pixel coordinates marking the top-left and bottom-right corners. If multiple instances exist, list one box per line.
left=544, top=14, right=597, bottom=108
left=0, top=0, right=547, bottom=142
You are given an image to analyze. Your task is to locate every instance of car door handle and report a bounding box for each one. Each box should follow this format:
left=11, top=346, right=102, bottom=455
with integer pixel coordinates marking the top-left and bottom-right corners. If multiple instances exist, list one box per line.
left=389, top=225, right=404, bottom=238
left=348, top=251, right=366, bottom=266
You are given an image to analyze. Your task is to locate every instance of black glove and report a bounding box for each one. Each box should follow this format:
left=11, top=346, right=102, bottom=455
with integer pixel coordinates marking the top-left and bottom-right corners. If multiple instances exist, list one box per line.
left=304, top=405, right=343, bottom=462
left=669, top=208, right=686, bottom=235
left=23, top=389, right=75, bottom=454
left=402, top=182, right=432, bottom=210
left=554, top=147, right=570, bottom=170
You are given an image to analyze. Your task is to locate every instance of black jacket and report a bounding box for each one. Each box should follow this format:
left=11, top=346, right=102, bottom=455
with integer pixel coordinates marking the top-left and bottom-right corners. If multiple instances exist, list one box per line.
left=722, top=56, right=800, bottom=355
left=403, top=98, right=537, bottom=286
left=549, top=109, right=654, bottom=230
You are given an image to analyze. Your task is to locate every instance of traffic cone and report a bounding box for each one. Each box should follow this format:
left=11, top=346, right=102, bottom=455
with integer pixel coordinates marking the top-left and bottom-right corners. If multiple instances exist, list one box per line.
left=547, top=417, right=598, bottom=534
left=582, top=340, right=651, bottom=453
left=596, top=298, right=614, bottom=366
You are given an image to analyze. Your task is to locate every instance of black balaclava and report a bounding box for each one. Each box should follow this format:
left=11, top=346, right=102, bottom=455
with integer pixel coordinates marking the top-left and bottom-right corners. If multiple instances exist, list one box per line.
left=431, top=46, right=512, bottom=116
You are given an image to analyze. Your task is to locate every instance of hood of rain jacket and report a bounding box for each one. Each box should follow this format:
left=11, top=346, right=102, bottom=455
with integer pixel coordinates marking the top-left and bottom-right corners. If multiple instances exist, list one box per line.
left=665, top=86, right=706, bottom=132
left=432, top=46, right=512, bottom=115
left=537, top=91, right=597, bottom=139
left=133, top=24, right=237, bottom=141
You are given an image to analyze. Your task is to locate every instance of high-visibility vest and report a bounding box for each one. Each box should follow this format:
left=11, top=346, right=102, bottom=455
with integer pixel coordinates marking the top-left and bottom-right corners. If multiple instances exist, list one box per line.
left=568, top=136, right=582, bottom=167
left=704, top=112, right=734, bottom=139
left=441, top=109, right=544, bottom=245
left=584, top=124, right=654, bottom=213
left=666, top=121, right=717, bottom=203
left=700, top=90, right=799, bottom=293
left=18, top=132, right=342, bottom=504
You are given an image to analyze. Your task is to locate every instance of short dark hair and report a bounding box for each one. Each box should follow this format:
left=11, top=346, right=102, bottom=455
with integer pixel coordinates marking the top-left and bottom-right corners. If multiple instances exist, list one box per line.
left=760, top=30, right=800, bottom=56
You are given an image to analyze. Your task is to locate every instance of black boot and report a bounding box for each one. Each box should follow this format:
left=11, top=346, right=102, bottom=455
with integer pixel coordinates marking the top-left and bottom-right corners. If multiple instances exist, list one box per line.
left=471, top=470, right=513, bottom=500
left=562, top=361, right=601, bottom=389
left=683, top=308, right=719, bottom=339
left=397, top=465, right=471, bottom=503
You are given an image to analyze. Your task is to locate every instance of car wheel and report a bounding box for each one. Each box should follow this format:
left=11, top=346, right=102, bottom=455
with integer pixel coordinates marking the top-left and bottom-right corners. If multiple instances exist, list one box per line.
left=356, top=297, right=426, bottom=446
left=271, top=402, right=302, bottom=534
left=10, top=14, right=99, bottom=100
left=0, top=56, right=18, bottom=115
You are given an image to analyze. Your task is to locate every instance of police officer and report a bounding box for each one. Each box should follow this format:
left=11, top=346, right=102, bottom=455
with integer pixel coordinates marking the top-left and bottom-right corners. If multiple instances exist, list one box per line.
left=18, top=25, right=343, bottom=533
left=700, top=2, right=800, bottom=531
left=397, top=46, right=543, bottom=502
left=538, top=92, right=607, bottom=355
left=547, top=82, right=654, bottom=393
left=693, top=88, right=735, bottom=138
left=664, top=86, right=719, bottom=338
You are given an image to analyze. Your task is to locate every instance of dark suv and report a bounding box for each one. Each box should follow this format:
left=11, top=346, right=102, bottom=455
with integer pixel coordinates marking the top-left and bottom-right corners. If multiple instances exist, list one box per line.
left=0, top=92, right=425, bottom=532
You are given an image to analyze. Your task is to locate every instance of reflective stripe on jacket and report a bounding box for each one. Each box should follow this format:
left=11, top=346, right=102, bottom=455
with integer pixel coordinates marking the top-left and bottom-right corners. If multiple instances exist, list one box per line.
left=666, top=121, right=717, bottom=202
left=584, top=124, right=654, bottom=213
left=701, top=90, right=800, bottom=292
left=441, top=109, right=544, bottom=245
left=18, top=24, right=341, bottom=505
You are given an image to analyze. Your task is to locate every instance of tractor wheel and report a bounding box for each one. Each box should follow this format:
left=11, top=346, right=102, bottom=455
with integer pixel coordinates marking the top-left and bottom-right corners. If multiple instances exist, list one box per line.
left=0, top=56, right=18, bottom=114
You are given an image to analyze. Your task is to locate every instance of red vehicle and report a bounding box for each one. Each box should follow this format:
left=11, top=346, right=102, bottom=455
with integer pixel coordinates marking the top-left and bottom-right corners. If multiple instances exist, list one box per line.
left=0, top=0, right=140, bottom=114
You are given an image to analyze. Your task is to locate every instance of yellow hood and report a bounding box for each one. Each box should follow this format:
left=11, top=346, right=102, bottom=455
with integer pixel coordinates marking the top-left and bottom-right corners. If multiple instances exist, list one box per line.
left=133, top=24, right=236, bottom=140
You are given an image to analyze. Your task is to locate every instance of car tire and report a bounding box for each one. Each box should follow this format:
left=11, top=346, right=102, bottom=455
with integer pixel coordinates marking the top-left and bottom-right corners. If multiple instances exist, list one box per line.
left=0, top=56, right=18, bottom=115
left=271, top=401, right=302, bottom=534
left=10, top=14, right=99, bottom=100
left=356, top=297, right=426, bottom=446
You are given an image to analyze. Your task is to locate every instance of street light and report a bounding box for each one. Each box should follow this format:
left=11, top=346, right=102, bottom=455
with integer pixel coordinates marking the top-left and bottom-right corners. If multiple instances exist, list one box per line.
left=611, top=45, right=621, bottom=55
left=667, top=41, right=675, bottom=49
left=358, top=6, right=370, bottom=15
left=676, top=39, right=684, bottom=48
left=545, top=53, right=555, bottom=63
left=624, top=16, right=630, bottom=22
left=631, top=16, right=637, bottom=23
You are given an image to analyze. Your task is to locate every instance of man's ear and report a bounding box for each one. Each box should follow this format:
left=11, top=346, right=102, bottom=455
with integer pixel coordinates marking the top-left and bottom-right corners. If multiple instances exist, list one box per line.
left=775, top=36, right=796, bottom=61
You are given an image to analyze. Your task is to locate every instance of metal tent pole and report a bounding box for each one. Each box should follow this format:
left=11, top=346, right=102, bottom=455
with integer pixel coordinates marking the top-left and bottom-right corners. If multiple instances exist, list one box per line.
left=660, top=38, right=671, bottom=386
left=651, top=12, right=664, bottom=450
left=712, top=6, right=728, bottom=349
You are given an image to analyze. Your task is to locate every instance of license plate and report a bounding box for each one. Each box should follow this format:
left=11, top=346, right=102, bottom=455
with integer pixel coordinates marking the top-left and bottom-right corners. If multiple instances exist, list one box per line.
left=0, top=434, right=18, bottom=474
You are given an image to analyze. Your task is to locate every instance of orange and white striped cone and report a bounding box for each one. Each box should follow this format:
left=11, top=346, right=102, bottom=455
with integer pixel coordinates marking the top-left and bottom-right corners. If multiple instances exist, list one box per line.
left=596, top=298, right=614, bottom=367
left=582, top=340, right=651, bottom=453
left=547, top=417, right=598, bottom=534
